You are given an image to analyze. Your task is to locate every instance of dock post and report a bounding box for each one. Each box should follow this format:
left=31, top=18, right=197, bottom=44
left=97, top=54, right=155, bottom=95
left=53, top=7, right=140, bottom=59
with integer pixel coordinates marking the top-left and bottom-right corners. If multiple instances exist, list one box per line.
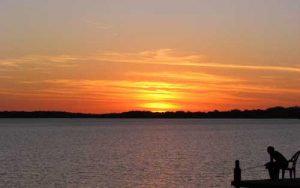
left=233, top=160, right=241, bottom=188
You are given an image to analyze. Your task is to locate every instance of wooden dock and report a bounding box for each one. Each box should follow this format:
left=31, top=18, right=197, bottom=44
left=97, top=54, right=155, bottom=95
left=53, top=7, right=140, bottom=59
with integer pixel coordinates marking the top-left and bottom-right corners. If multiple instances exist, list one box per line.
left=231, top=160, right=300, bottom=188
left=232, top=178, right=300, bottom=188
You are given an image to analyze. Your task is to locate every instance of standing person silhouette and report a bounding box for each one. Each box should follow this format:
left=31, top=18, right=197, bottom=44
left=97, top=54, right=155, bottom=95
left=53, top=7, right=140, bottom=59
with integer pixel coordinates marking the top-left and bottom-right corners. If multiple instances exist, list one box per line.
left=265, top=146, right=288, bottom=180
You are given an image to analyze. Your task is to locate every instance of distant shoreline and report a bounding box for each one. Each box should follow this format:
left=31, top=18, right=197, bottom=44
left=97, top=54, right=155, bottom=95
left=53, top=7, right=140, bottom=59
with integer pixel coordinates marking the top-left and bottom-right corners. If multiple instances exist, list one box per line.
left=0, top=106, right=299, bottom=119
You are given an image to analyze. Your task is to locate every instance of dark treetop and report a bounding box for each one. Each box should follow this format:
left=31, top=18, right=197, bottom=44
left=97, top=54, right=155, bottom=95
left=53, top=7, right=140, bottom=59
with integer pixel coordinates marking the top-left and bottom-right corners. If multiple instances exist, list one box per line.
left=0, top=106, right=300, bottom=118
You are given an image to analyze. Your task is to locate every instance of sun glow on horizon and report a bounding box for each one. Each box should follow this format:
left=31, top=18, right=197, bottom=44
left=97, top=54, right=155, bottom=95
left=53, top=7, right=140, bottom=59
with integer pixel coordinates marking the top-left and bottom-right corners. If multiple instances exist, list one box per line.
left=142, top=102, right=179, bottom=112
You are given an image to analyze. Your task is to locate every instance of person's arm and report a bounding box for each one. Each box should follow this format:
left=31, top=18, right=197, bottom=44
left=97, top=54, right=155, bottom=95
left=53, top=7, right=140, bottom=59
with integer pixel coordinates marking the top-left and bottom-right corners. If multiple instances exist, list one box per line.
left=270, top=154, right=274, bottom=163
left=265, top=154, right=273, bottom=167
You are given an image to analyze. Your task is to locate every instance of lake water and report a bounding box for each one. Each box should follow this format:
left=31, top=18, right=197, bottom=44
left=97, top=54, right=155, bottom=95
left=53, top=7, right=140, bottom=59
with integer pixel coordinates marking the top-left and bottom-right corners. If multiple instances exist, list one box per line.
left=0, top=119, right=299, bottom=188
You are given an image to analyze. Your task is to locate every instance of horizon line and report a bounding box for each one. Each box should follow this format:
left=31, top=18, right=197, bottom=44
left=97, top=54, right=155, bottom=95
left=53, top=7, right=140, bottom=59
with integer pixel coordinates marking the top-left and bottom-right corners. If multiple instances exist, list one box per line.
left=1, top=106, right=299, bottom=115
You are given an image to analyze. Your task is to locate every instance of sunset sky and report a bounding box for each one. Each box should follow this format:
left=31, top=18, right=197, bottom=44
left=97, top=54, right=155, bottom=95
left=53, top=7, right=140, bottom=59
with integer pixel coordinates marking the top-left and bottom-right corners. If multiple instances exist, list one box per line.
left=0, top=0, right=300, bottom=113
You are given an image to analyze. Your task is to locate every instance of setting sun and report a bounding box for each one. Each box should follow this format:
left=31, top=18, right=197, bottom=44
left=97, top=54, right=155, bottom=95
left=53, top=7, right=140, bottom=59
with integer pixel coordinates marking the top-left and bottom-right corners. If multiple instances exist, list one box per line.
left=142, top=102, right=178, bottom=112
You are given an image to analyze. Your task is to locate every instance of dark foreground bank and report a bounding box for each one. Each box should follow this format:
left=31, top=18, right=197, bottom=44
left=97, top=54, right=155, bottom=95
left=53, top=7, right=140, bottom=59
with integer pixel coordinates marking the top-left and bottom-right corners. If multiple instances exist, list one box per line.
left=0, top=106, right=300, bottom=118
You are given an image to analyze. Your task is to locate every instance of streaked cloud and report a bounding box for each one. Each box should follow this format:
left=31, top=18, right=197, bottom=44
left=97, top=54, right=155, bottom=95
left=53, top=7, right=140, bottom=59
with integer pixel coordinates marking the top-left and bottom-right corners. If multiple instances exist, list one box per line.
left=0, top=55, right=80, bottom=69
left=92, top=49, right=300, bottom=73
left=127, top=71, right=244, bottom=83
left=2, top=49, right=300, bottom=74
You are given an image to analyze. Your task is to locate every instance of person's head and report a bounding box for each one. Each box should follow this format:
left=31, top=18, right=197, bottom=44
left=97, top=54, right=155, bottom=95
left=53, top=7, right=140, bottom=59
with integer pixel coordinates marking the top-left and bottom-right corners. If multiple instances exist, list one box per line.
left=267, top=146, right=275, bottom=154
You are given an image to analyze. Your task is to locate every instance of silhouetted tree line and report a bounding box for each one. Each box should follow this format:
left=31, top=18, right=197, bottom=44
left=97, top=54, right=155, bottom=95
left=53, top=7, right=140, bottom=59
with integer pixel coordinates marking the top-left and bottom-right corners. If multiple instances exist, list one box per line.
left=0, top=106, right=300, bottom=118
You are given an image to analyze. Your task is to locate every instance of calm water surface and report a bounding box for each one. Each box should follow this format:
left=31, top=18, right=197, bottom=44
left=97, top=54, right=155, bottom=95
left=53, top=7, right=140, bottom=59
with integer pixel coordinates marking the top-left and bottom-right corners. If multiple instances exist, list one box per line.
left=0, top=119, right=299, bottom=187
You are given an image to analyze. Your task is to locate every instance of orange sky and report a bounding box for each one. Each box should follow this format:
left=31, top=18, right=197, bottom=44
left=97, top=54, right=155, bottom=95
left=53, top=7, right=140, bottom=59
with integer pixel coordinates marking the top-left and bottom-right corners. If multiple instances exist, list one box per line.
left=0, top=1, right=300, bottom=113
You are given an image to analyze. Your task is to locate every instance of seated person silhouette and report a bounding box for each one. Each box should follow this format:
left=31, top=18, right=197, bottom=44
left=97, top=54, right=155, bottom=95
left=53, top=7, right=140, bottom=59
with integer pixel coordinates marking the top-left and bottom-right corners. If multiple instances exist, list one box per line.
left=265, top=146, right=288, bottom=180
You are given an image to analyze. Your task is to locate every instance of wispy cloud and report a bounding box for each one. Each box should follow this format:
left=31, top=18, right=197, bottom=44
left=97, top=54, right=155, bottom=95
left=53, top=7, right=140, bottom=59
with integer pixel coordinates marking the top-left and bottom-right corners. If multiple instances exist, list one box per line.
left=93, top=49, right=205, bottom=66
left=189, top=62, right=300, bottom=73
left=2, top=49, right=300, bottom=73
left=128, top=71, right=244, bottom=83
left=18, top=79, right=188, bottom=99
left=92, top=49, right=300, bottom=73
left=0, top=55, right=80, bottom=70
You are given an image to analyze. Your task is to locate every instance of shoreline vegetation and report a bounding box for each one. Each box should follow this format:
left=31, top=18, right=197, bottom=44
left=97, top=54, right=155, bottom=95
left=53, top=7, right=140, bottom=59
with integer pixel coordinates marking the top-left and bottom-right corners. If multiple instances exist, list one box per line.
left=0, top=106, right=299, bottom=119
